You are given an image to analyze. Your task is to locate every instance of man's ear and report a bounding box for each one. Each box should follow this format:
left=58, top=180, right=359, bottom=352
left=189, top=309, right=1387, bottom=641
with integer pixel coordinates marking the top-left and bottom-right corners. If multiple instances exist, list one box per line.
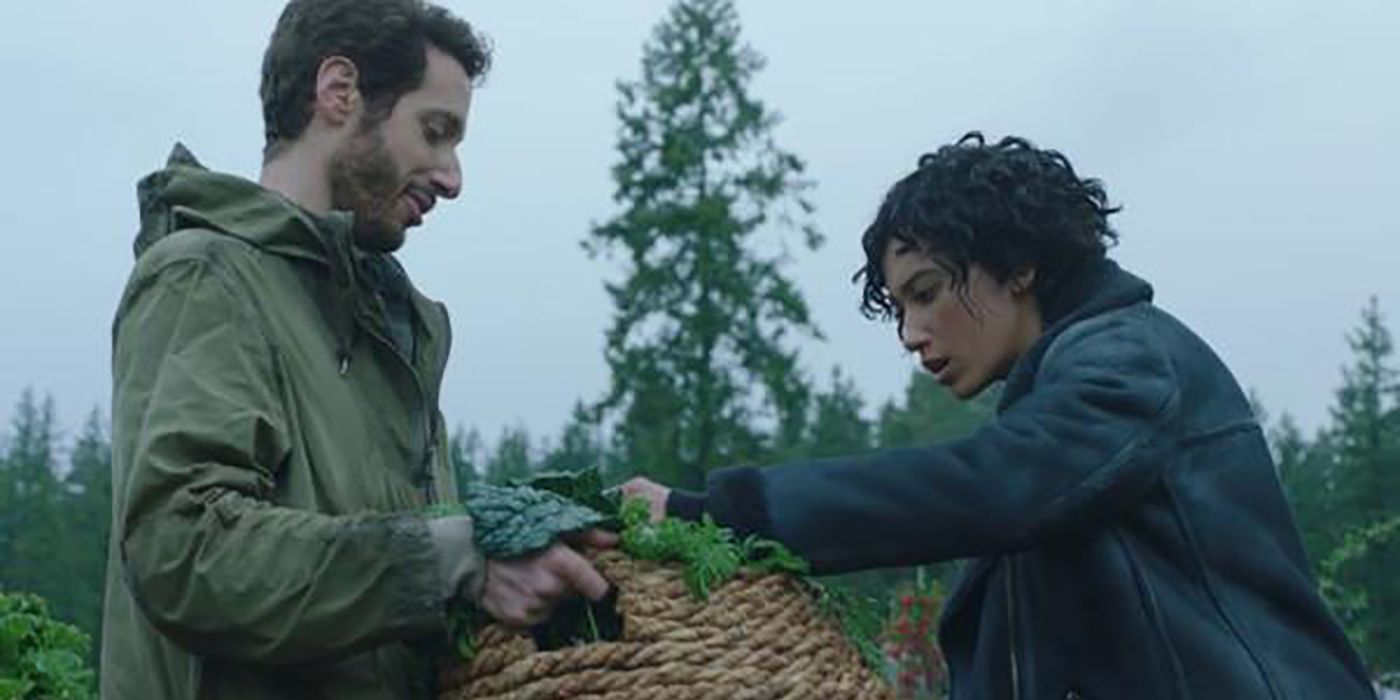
left=313, top=56, right=361, bottom=128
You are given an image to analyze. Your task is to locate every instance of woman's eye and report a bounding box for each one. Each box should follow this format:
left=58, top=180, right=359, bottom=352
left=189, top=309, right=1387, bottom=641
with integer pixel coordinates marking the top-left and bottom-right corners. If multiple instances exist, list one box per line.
left=911, top=285, right=939, bottom=304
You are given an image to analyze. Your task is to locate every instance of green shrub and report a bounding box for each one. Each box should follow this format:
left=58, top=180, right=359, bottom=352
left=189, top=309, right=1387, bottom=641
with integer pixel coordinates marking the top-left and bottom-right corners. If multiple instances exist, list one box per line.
left=0, top=592, right=94, bottom=700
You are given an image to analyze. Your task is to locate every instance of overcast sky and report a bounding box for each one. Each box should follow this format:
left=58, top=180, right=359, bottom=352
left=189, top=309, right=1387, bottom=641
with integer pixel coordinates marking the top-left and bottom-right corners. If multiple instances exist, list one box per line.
left=1, top=1, right=1397, bottom=452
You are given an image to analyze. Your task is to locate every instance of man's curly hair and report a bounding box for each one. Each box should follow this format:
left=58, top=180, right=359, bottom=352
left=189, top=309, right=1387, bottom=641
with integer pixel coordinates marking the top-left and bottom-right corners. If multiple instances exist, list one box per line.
left=260, top=0, right=492, bottom=160
left=858, top=132, right=1120, bottom=320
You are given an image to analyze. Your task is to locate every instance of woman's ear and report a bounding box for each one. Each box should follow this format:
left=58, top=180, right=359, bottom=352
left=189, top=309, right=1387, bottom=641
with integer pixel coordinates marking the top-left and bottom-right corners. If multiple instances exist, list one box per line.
left=1011, top=267, right=1037, bottom=296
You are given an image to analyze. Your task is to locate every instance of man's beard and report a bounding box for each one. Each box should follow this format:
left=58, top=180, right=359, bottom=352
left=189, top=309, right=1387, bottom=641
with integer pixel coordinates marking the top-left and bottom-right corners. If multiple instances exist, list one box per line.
left=328, top=127, right=406, bottom=253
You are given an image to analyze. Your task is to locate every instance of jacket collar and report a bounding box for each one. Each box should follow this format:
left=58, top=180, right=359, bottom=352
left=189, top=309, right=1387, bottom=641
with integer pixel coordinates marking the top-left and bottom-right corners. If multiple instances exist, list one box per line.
left=134, top=144, right=419, bottom=370
left=940, top=258, right=1154, bottom=628
left=997, top=257, right=1153, bottom=413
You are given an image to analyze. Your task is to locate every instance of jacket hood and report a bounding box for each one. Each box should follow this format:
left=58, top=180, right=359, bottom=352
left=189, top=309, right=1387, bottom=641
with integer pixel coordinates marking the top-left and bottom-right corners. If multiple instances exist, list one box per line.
left=134, top=144, right=354, bottom=274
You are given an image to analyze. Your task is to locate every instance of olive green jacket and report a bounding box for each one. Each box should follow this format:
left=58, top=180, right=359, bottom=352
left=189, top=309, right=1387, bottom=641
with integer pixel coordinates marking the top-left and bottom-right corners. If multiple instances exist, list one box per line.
left=101, top=145, right=476, bottom=699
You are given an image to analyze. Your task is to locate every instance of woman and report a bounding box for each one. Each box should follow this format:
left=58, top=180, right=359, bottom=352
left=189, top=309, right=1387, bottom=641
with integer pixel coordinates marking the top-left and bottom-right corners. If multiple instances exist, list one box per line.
left=622, top=133, right=1374, bottom=699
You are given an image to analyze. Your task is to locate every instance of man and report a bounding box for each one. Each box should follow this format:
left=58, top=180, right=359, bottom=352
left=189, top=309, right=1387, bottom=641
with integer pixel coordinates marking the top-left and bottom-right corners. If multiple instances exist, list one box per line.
left=102, top=2, right=610, bottom=698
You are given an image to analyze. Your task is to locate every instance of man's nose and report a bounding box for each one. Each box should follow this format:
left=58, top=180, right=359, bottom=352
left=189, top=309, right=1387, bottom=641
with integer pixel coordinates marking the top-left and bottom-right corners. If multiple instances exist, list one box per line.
left=431, top=153, right=462, bottom=199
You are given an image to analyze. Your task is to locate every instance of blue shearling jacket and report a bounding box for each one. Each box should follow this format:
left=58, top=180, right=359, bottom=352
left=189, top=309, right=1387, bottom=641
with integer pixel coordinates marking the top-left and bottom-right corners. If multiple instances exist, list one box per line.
left=669, top=260, right=1374, bottom=699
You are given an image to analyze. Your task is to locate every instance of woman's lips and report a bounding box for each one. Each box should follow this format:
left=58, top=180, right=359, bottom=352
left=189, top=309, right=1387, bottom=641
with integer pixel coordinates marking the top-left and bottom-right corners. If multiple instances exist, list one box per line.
left=923, top=357, right=950, bottom=380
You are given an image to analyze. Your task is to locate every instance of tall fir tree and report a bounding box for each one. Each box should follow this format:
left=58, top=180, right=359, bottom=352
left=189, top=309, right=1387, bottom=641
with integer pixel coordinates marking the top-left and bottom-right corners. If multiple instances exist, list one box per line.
left=1, top=390, right=64, bottom=599
left=1271, top=412, right=1340, bottom=564
left=484, top=425, right=537, bottom=485
left=541, top=402, right=608, bottom=475
left=799, top=367, right=872, bottom=460
left=876, top=371, right=996, bottom=449
left=586, top=0, right=822, bottom=488
left=447, top=424, right=483, bottom=499
left=1324, top=296, right=1400, bottom=673
left=60, top=407, right=112, bottom=666
left=1331, top=296, right=1399, bottom=529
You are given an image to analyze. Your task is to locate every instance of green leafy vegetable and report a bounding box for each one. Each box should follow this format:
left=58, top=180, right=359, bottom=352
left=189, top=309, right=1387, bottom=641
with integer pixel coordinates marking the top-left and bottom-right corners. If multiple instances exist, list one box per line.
left=513, top=468, right=620, bottom=522
left=457, top=482, right=607, bottom=559
left=439, top=487, right=882, bottom=670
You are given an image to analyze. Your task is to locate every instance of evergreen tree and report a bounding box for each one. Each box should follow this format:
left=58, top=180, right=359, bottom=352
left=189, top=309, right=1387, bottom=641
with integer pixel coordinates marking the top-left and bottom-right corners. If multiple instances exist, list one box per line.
left=0, top=390, right=64, bottom=600
left=59, top=407, right=111, bottom=667
left=1331, top=296, right=1399, bottom=529
left=540, top=402, right=608, bottom=475
left=800, top=367, right=872, bottom=460
left=1325, top=297, right=1400, bottom=673
left=1272, top=413, right=1340, bottom=564
left=447, top=424, right=483, bottom=499
left=586, top=0, right=821, bottom=488
left=877, top=371, right=995, bottom=449
left=484, top=425, right=536, bottom=485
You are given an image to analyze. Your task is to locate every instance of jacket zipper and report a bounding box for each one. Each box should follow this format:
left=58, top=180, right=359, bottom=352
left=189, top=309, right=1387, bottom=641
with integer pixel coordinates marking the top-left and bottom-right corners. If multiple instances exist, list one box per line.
left=355, top=316, right=438, bottom=502
left=1006, top=557, right=1021, bottom=700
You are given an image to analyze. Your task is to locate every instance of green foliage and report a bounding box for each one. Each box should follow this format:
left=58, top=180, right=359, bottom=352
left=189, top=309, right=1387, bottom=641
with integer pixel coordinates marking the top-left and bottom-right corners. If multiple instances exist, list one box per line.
left=55, top=412, right=110, bottom=665
left=444, top=490, right=811, bottom=662
left=0, top=592, right=94, bottom=700
left=1269, top=296, right=1400, bottom=676
left=513, top=468, right=620, bottom=523
left=788, top=367, right=872, bottom=460
left=483, top=425, right=537, bottom=486
left=1318, top=297, right=1400, bottom=673
left=877, top=371, right=996, bottom=449
left=618, top=498, right=808, bottom=600
left=587, top=0, right=822, bottom=488
left=808, top=579, right=886, bottom=672
left=538, top=403, right=608, bottom=477
left=451, top=482, right=608, bottom=560
left=0, top=395, right=110, bottom=676
left=1274, top=415, right=1343, bottom=564
left=1, top=391, right=62, bottom=599
left=1331, top=296, right=1400, bottom=531
left=1320, top=514, right=1400, bottom=652
left=882, top=575, right=949, bottom=695
left=448, top=424, right=484, bottom=496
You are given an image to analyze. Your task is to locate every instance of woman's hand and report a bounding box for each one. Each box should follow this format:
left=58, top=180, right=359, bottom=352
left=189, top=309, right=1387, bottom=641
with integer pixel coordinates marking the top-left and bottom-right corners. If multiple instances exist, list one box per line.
left=618, top=477, right=670, bottom=523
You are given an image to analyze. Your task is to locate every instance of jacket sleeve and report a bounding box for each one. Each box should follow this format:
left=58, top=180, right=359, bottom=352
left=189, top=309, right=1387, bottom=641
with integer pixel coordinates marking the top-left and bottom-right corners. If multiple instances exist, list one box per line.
left=113, top=256, right=452, bottom=665
left=696, top=310, right=1181, bottom=574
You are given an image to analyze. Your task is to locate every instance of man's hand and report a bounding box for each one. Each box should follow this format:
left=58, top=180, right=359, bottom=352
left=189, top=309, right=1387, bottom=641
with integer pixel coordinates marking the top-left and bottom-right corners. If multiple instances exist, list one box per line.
left=619, top=477, right=670, bottom=523
left=480, top=530, right=617, bottom=629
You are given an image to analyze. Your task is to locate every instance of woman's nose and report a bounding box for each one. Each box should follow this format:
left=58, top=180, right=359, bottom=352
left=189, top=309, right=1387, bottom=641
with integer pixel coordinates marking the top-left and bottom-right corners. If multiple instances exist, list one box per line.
left=899, top=319, right=931, bottom=354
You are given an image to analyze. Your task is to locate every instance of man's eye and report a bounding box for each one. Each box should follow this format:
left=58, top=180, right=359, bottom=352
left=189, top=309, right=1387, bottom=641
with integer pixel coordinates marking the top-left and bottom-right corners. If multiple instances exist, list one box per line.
left=424, top=124, right=446, bottom=143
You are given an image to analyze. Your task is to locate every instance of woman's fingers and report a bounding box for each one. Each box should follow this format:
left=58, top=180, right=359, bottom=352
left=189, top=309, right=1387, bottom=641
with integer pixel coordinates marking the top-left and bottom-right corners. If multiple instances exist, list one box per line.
left=619, top=477, right=669, bottom=522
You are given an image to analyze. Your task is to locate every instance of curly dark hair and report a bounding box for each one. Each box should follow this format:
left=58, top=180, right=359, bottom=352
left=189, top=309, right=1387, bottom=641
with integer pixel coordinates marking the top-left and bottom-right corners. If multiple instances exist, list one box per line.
left=857, top=132, right=1120, bottom=320
left=260, top=0, right=492, bottom=159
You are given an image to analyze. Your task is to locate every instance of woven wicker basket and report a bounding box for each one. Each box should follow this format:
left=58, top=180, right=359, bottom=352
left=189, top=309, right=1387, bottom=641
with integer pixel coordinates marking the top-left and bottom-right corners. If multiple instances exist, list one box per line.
left=439, top=550, right=895, bottom=700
